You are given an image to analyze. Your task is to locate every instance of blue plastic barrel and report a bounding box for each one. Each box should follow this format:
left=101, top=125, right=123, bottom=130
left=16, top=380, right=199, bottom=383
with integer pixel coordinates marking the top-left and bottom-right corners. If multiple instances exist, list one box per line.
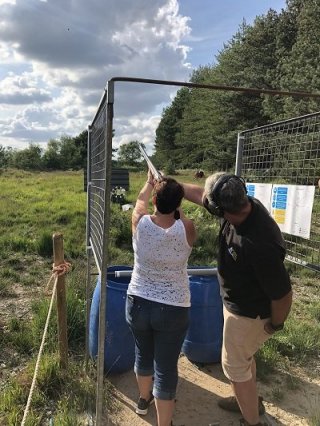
left=89, top=265, right=135, bottom=374
left=182, top=267, right=223, bottom=363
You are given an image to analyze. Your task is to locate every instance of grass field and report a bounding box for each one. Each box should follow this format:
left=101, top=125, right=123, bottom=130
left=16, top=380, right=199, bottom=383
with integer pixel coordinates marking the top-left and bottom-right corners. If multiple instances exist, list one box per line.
left=0, top=169, right=319, bottom=425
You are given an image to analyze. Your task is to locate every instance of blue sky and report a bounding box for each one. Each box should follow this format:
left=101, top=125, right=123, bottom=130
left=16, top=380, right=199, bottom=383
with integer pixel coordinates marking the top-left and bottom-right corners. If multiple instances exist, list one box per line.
left=0, top=0, right=286, bottom=151
left=179, top=0, right=286, bottom=67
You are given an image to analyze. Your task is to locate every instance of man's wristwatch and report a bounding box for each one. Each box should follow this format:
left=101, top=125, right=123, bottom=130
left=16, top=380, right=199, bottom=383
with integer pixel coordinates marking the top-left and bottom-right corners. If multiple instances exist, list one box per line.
left=269, top=322, right=284, bottom=331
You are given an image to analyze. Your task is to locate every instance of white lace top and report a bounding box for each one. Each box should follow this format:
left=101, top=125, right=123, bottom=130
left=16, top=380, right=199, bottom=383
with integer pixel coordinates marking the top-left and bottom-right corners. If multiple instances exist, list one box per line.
left=128, top=215, right=192, bottom=307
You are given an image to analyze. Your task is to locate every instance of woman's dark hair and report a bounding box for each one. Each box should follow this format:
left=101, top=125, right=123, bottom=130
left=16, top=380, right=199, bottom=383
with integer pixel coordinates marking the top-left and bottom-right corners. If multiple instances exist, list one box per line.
left=153, top=178, right=184, bottom=214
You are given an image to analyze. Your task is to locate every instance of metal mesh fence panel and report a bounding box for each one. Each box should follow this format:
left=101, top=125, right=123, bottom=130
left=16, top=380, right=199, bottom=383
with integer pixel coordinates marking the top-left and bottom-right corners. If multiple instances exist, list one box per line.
left=87, top=93, right=107, bottom=273
left=86, top=87, right=113, bottom=425
left=238, top=111, right=320, bottom=272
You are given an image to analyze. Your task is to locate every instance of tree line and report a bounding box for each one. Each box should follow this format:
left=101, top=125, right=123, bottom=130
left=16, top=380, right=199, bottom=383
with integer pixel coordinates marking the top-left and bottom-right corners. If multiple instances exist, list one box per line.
left=153, top=0, right=320, bottom=173
left=0, top=131, right=88, bottom=171
left=0, top=132, right=146, bottom=172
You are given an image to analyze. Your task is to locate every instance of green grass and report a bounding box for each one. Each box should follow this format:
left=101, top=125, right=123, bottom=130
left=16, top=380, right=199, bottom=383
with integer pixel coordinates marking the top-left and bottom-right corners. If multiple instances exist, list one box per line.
left=0, top=355, right=105, bottom=426
left=309, top=411, right=320, bottom=426
left=0, top=169, right=87, bottom=259
left=256, top=270, right=320, bottom=386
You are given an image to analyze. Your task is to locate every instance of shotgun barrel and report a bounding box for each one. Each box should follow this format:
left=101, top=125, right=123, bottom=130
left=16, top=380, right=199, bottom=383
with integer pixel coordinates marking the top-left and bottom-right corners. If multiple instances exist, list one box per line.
left=138, top=143, right=162, bottom=181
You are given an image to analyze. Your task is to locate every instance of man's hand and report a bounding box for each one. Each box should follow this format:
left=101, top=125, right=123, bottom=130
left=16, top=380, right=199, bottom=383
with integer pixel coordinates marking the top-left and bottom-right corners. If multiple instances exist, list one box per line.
left=264, top=322, right=276, bottom=335
left=264, top=321, right=284, bottom=335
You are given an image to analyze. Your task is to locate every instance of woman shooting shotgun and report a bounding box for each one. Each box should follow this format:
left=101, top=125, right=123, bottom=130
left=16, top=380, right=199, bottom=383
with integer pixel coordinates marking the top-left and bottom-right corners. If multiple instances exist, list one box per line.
left=125, top=168, right=196, bottom=426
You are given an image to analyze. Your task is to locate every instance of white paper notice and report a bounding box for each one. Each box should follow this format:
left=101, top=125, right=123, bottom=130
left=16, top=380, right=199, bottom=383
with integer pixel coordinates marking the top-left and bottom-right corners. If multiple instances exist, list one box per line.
left=246, top=183, right=315, bottom=239
left=270, top=185, right=315, bottom=239
left=246, top=183, right=272, bottom=211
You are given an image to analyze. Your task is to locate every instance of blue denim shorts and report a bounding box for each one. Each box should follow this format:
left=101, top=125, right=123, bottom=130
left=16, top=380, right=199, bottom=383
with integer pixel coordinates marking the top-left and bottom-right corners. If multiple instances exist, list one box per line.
left=126, top=295, right=189, bottom=400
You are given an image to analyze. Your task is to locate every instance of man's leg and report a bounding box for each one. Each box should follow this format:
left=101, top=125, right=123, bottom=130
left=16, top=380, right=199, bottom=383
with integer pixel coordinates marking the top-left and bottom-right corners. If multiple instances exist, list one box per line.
left=231, top=375, right=259, bottom=425
left=221, top=308, right=270, bottom=425
left=218, top=357, right=266, bottom=416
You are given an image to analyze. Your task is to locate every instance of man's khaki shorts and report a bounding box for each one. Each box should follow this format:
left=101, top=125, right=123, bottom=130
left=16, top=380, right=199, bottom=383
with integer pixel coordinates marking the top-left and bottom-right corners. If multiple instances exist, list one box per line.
left=222, top=306, right=271, bottom=383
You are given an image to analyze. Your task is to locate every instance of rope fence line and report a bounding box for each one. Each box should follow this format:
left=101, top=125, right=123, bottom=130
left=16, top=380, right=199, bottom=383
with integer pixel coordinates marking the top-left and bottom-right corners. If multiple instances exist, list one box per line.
left=21, top=261, right=71, bottom=426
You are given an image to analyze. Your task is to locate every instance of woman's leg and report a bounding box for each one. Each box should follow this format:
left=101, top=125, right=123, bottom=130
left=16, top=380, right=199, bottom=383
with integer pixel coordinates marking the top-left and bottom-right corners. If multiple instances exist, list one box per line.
left=155, top=398, right=175, bottom=426
left=126, top=296, right=154, bottom=410
left=152, top=304, right=189, bottom=426
left=136, top=374, right=153, bottom=400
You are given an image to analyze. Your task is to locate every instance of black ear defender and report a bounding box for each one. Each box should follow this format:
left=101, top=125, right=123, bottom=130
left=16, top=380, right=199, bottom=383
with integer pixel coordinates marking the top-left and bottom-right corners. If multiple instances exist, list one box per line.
left=203, top=174, right=247, bottom=217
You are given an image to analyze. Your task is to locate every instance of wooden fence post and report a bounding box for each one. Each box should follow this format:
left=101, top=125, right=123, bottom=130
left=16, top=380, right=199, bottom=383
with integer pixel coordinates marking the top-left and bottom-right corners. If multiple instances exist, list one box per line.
left=52, top=233, right=68, bottom=368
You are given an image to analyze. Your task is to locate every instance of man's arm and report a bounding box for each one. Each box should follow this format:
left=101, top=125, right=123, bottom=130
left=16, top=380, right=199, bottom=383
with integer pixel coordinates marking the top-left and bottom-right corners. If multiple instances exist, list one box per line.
left=182, top=182, right=205, bottom=206
left=249, top=241, right=293, bottom=334
left=264, top=290, right=293, bottom=334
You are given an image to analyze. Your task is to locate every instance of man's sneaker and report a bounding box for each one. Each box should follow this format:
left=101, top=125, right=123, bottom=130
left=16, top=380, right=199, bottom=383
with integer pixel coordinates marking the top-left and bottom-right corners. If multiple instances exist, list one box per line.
left=135, top=393, right=154, bottom=415
left=217, top=395, right=265, bottom=415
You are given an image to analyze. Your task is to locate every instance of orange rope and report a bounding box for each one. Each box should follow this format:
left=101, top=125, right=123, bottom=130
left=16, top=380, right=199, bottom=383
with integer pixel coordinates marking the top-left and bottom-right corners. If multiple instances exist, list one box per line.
left=52, top=261, right=72, bottom=276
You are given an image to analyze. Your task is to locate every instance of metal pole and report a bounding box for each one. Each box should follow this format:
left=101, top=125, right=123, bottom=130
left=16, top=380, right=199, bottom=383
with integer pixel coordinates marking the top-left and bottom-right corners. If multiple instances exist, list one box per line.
left=235, top=133, right=244, bottom=176
left=95, top=82, right=114, bottom=425
left=109, top=268, right=218, bottom=278
left=110, top=76, right=320, bottom=100
left=85, top=125, right=92, bottom=369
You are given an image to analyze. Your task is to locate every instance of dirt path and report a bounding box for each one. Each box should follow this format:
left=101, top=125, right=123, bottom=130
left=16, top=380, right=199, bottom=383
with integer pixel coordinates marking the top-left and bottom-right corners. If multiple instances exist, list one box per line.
left=107, top=355, right=320, bottom=426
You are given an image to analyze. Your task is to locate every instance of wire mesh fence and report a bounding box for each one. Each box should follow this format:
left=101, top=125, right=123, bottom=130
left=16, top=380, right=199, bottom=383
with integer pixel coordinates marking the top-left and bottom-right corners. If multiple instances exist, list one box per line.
left=86, top=87, right=114, bottom=425
left=87, top=94, right=107, bottom=273
left=237, top=111, right=320, bottom=272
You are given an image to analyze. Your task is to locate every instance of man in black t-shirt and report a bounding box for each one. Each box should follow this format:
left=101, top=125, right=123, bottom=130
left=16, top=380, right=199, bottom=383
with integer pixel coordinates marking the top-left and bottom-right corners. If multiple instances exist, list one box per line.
left=182, top=173, right=292, bottom=426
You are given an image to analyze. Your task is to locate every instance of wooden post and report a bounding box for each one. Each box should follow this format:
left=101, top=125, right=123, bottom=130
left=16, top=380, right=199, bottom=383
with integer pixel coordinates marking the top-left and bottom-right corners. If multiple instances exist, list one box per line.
left=53, top=233, right=68, bottom=368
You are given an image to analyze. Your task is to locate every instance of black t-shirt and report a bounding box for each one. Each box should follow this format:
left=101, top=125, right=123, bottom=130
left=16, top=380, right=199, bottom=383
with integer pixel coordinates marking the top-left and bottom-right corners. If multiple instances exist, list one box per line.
left=218, top=197, right=291, bottom=319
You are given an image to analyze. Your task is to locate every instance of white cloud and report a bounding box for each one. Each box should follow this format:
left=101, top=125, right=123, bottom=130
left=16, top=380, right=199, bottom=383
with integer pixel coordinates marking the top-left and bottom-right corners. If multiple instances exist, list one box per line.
left=0, top=73, right=52, bottom=104
left=0, top=0, right=191, bottom=150
left=114, top=113, right=161, bottom=154
left=0, top=0, right=15, bottom=5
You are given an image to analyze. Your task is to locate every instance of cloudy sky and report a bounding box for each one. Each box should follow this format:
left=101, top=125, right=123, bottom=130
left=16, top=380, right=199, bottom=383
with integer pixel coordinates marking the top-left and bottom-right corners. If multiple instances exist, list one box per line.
left=0, top=0, right=286, bottom=152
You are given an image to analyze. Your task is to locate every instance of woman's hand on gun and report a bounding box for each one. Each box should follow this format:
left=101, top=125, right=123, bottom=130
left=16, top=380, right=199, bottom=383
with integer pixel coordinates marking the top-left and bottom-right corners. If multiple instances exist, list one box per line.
left=147, top=169, right=155, bottom=187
